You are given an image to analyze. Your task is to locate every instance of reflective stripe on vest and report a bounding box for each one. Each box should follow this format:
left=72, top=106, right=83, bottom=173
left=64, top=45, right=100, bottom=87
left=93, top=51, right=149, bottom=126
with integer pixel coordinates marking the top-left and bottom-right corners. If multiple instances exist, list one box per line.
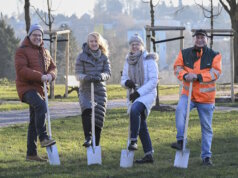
left=200, top=87, right=216, bottom=93
left=210, top=68, right=220, bottom=79
left=200, top=80, right=215, bottom=85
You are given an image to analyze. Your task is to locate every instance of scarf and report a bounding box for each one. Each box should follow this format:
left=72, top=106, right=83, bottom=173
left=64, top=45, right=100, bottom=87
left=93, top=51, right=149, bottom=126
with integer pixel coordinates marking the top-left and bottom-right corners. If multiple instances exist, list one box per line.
left=89, top=48, right=102, bottom=61
left=127, top=50, right=144, bottom=88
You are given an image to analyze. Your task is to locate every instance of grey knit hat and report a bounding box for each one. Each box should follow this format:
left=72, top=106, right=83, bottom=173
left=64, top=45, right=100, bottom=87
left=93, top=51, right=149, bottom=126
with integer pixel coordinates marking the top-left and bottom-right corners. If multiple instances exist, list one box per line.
left=28, top=24, right=44, bottom=36
left=129, top=34, right=144, bottom=46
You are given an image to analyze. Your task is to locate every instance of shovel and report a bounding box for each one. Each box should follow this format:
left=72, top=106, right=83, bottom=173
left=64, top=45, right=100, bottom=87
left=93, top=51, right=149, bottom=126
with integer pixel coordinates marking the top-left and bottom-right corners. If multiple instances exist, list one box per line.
left=120, top=120, right=134, bottom=168
left=120, top=89, right=136, bottom=168
left=174, top=82, right=193, bottom=168
left=87, top=82, right=102, bottom=165
left=44, top=82, right=60, bottom=165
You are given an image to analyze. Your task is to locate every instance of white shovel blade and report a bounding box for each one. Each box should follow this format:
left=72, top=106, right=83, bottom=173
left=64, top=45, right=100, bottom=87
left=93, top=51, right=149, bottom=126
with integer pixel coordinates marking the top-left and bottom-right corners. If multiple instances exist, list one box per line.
left=87, top=146, right=102, bottom=165
left=174, top=149, right=190, bottom=168
left=46, top=145, right=60, bottom=165
left=120, top=149, right=134, bottom=168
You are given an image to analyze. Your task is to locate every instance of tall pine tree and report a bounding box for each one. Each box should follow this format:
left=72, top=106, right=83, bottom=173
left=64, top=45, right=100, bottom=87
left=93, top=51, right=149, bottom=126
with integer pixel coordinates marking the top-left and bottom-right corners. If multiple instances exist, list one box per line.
left=0, top=18, right=20, bottom=80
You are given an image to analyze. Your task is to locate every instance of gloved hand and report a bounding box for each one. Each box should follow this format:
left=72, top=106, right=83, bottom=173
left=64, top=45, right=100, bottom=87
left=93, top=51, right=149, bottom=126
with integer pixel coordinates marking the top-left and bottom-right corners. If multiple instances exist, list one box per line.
left=41, top=75, right=48, bottom=82
left=91, top=75, right=102, bottom=82
left=47, top=74, right=53, bottom=82
left=129, top=91, right=140, bottom=102
left=185, top=73, right=197, bottom=82
left=84, top=75, right=92, bottom=82
left=125, top=80, right=136, bottom=89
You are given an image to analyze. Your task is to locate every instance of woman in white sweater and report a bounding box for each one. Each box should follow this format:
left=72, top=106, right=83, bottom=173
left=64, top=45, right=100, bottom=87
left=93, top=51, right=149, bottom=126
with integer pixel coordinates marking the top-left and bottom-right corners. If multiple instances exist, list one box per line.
left=121, top=34, right=159, bottom=164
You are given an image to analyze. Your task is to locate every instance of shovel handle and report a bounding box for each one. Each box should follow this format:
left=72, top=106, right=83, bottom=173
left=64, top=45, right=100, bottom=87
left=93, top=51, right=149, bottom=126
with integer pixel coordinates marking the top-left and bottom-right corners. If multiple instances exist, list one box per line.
left=183, top=82, right=193, bottom=151
left=91, top=82, right=96, bottom=150
left=126, top=88, right=135, bottom=150
left=43, top=82, right=52, bottom=138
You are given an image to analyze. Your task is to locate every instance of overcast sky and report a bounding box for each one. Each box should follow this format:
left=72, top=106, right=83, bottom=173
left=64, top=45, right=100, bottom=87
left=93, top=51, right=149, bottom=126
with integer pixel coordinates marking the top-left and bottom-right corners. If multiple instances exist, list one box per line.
left=0, top=0, right=221, bottom=18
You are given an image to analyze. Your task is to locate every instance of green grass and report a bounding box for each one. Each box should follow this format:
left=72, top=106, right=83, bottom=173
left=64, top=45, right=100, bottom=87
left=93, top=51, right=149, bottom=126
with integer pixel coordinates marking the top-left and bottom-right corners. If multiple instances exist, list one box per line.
left=0, top=108, right=238, bottom=178
left=0, top=84, right=179, bottom=102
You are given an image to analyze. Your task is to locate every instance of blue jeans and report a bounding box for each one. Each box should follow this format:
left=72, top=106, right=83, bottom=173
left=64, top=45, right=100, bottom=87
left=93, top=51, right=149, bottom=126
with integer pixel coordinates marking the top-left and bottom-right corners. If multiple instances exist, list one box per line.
left=175, top=95, right=215, bottom=159
left=130, top=101, right=153, bottom=155
left=22, top=90, right=48, bottom=156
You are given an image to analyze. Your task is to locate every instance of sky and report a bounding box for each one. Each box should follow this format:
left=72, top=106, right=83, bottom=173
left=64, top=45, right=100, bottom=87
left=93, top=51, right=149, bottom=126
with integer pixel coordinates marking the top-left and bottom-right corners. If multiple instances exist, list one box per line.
left=0, top=0, right=221, bottom=18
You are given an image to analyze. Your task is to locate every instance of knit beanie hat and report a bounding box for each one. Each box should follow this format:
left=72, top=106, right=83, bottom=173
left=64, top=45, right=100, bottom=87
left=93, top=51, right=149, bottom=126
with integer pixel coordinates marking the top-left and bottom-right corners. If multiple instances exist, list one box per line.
left=129, top=34, right=144, bottom=46
left=28, top=24, right=44, bottom=36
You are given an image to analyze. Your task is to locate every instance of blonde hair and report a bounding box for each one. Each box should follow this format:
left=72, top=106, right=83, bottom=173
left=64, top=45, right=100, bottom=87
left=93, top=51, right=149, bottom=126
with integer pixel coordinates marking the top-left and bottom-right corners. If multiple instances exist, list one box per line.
left=87, top=32, right=109, bottom=57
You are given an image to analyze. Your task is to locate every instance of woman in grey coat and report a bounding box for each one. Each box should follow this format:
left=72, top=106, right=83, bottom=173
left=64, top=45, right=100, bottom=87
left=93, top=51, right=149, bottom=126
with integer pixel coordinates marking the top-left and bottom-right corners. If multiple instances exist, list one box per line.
left=75, top=32, right=111, bottom=147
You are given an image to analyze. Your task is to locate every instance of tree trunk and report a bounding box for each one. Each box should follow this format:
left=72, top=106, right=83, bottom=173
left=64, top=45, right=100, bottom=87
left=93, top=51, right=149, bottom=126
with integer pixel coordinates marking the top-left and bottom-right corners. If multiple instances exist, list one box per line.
left=210, top=0, right=214, bottom=49
left=47, top=0, right=54, bottom=98
left=149, top=0, right=160, bottom=107
left=24, top=0, right=31, bottom=34
left=231, top=17, right=238, bottom=82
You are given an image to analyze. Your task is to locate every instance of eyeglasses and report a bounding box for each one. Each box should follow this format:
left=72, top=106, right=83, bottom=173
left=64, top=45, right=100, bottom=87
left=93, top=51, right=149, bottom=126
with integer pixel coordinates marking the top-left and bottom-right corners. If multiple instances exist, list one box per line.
left=31, top=34, right=42, bottom=38
left=131, top=43, right=141, bottom=47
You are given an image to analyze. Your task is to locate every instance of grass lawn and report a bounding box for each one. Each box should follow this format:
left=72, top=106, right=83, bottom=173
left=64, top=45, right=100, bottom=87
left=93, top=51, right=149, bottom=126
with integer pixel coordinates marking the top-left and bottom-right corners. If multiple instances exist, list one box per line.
left=0, top=108, right=238, bottom=178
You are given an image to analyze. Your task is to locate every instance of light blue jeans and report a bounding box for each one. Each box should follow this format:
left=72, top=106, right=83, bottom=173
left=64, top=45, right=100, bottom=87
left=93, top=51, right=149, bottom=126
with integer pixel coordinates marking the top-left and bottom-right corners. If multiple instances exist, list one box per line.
left=175, top=95, right=215, bottom=159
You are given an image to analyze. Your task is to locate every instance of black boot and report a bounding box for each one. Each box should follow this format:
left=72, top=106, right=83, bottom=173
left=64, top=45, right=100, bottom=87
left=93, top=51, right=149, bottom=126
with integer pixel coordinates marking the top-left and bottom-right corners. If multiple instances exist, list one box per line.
left=128, top=141, right=138, bottom=151
left=83, top=136, right=91, bottom=148
left=202, top=157, right=213, bottom=166
left=95, top=126, right=102, bottom=146
left=82, top=109, right=92, bottom=147
left=171, top=140, right=183, bottom=150
left=135, top=154, right=154, bottom=164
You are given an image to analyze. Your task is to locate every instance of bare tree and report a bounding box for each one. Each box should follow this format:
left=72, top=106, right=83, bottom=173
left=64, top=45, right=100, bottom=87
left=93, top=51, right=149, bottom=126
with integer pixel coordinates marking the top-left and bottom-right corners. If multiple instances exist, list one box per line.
left=219, top=0, right=238, bottom=82
left=142, top=0, right=160, bottom=52
left=143, top=0, right=163, bottom=108
left=24, top=0, right=31, bottom=33
left=195, top=0, right=222, bottom=49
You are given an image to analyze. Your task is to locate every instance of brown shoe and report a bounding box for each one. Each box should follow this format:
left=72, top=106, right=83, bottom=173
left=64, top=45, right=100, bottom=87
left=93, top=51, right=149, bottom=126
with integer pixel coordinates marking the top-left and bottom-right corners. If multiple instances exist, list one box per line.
left=26, top=155, right=48, bottom=162
left=40, top=138, right=56, bottom=147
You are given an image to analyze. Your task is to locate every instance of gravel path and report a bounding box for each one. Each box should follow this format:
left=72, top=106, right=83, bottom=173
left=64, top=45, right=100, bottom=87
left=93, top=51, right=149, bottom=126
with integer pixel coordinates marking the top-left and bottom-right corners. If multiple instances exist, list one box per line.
left=0, top=99, right=127, bottom=127
left=0, top=97, right=238, bottom=128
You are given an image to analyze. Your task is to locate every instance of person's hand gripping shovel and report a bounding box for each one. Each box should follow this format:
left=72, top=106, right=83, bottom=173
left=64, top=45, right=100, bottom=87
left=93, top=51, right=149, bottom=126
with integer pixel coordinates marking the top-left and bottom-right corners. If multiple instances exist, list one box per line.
left=174, top=82, right=193, bottom=168
left=43, top=82, right=60, bottom=165
left=87, top=82, right=102, bottom=165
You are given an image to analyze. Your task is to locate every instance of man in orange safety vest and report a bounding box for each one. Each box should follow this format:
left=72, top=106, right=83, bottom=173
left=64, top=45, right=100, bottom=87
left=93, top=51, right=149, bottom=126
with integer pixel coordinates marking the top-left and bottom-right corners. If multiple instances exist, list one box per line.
left=171, top=29, right=222, bottom=166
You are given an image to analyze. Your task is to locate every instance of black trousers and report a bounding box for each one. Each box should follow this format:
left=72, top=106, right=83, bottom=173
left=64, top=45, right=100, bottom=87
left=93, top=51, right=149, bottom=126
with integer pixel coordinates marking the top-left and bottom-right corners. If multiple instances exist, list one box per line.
left=82, top=109, right=102, bottom=146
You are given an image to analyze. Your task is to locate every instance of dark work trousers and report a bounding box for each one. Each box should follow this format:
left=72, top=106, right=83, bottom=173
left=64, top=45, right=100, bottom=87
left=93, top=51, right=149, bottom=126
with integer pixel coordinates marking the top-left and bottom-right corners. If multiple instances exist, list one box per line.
left=82, top=109, right=102, bottom=146
left=22, top=90, right=48, bottom=156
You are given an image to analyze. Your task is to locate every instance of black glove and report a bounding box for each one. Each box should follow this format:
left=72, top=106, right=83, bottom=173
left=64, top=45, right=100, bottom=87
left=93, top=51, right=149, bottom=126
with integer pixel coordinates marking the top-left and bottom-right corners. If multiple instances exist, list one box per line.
left=125, top=80, right=136, bottom=89
left=84, top=75, right=92, bottom=82
left=129, top=91, right=140, bottom=102
left=91, top=75, right=102, bottom=82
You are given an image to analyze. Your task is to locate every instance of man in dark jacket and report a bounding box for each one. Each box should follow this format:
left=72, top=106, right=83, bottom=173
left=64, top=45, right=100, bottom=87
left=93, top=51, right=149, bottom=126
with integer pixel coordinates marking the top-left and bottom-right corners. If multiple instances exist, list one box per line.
left=15, top=24, right=57, bottom=162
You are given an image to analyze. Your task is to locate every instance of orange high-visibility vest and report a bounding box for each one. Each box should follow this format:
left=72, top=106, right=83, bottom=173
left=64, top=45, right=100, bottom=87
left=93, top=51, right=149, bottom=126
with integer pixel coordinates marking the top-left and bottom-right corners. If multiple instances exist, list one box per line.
left=174, top=46, right=222, bottom=104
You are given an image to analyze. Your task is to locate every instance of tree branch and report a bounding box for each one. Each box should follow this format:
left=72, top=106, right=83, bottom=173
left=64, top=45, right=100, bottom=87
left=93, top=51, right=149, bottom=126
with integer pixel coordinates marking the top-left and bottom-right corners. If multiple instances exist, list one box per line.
left=219, top=0, right=231, bottom=16
left=31, top=5, right=48, bottom=25
left=195, top=0, right=211, bottom=13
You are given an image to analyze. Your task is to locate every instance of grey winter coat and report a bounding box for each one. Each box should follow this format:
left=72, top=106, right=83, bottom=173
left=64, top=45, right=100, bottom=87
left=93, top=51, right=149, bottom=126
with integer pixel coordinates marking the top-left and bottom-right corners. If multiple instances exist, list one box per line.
left=75, top=43, right=111, bottom=128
